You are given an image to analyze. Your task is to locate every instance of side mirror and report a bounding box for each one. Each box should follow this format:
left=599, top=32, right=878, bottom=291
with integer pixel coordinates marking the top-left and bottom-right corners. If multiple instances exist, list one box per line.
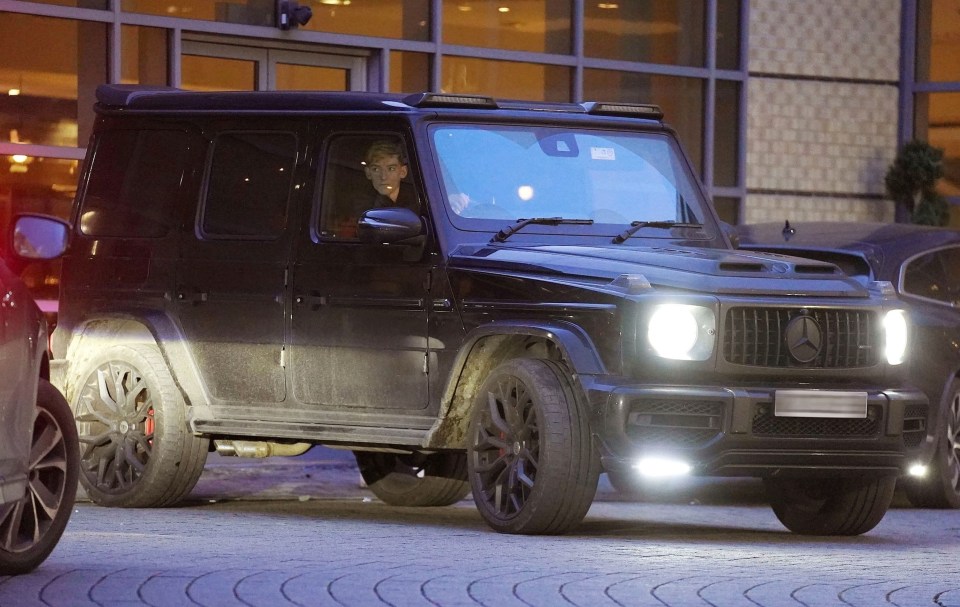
left=719, top=221, right=740, bottom=249
left=357, top=207, right=424, bottom=245
left=12, top=214, right=69, bottom=260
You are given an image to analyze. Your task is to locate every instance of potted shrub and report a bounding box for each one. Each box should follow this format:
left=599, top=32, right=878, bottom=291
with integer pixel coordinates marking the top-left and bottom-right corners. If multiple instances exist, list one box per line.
left=885, top=140, right=947, bottom=226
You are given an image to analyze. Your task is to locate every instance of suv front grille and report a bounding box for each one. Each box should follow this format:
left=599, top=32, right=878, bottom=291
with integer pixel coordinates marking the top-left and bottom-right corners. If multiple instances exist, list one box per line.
left=626, top=400, right=724, bottom=448
left=751, top=403, right=881, bottom=437
left=723, top=307, right=877, bottom=368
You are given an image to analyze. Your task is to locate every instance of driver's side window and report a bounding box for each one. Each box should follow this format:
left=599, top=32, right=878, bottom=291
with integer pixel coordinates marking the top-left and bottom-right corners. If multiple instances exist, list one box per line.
left=318, top=134, right=418, bottom=240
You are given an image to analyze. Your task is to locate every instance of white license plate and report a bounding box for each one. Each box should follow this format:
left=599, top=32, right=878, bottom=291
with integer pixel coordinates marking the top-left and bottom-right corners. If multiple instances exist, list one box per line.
left=774, top=390, right=868, bottom=418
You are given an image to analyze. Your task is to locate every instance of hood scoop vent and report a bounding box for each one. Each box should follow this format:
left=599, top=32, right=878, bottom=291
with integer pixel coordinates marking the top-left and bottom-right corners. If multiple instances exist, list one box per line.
left=719, top=261, right=765, bottom=273
left=794, top=264, right=840, bottom=274
left=719, top=259, right=841, bottom=276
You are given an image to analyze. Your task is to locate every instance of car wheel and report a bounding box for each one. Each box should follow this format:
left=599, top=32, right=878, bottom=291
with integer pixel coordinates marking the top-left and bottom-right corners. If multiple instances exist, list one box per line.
left=0, top=380, right=79, bottom=575
left=355, top=451, right=470, bottom=507
left=764, top=475, right=896, bottom=535
left=904, top=380, right=960, bottom=509
left=467, top=358, right=600, bottom=534
left=74, top=344, right=208, bottom=508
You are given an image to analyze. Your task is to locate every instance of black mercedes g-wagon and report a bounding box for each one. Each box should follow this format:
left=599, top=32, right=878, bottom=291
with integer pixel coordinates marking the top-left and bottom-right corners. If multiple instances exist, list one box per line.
left=45, top=85, right=927, bottom=536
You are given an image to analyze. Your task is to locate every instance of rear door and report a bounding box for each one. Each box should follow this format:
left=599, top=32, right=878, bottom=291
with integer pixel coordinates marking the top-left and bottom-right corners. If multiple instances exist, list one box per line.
left=176, top=120, right=307, bottom=410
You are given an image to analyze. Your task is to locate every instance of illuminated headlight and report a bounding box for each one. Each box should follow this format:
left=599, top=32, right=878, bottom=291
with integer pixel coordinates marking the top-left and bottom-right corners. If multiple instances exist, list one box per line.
left=647, top=304, right=715, bottom=360
left=908, top=463, right=928, bottom=478
left=883, top=309, right=908, bottom=365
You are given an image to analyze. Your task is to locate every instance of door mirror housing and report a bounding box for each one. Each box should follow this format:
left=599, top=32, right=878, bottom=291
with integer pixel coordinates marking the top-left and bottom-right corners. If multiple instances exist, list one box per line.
left=357, top=207, right=424, bottom=245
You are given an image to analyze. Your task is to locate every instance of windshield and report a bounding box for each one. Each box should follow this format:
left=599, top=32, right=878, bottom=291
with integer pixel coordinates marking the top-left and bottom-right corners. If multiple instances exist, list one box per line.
left=430, top=124, right=716, bottom=241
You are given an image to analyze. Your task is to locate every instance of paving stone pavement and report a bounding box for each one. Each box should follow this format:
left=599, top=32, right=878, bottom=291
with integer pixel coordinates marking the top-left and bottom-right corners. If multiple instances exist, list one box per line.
left=1, top=449, right=958, bottom=607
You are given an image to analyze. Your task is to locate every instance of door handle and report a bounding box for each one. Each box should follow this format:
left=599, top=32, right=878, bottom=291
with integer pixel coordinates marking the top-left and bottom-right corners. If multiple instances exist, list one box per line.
left=177, top=290, right=208, bottom=304
left=295, top=294, right=326, bottom=311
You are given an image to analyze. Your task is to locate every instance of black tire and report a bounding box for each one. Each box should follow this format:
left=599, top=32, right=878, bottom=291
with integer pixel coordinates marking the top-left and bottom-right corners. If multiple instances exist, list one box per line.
left=355, top=451, right=470, bottom=507
left=73, top=344, right=208, bottom=508
left=467, top=358, right=600, bottom=534
left=904, top=380, right=960, bottom=509
left=0, top=380, right=79, bottom=575
left=764, top=475, right=896, bottom=536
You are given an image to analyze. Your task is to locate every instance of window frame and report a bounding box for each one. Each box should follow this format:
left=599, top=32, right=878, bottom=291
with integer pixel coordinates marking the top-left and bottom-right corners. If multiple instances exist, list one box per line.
left=196, top=129, right=300, bottom=241
left=313, top=131, right=420, bottom=244
left=898, top=244, right=960, bottom=308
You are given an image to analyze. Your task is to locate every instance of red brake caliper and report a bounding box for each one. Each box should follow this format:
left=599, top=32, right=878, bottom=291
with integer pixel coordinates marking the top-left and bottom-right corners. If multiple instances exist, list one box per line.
left=145, top=407, right=155, bottom=445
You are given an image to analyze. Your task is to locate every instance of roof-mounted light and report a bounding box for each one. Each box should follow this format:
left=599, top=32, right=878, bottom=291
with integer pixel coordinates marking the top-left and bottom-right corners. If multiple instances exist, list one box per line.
left=581, top=102, right=664, bottom=120
left=403, top=93, right=499, bottom=109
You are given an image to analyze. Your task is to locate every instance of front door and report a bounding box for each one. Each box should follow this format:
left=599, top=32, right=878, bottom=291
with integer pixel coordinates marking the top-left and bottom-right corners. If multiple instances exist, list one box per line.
left=290, top=129, right=432, bottom=415
left=180, top=39, right=366, bottom=92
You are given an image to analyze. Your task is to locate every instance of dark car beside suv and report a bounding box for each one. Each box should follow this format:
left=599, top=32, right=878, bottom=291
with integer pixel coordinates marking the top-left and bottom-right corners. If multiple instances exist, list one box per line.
left=0, top=216, right=77, bottom=574
left=40, top=85, right=927, bottom=535
left=738, top=220, right=960, bottom=509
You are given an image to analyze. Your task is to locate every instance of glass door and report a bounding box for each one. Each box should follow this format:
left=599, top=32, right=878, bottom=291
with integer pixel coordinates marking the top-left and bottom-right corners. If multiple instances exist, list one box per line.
left=181, top=41, right=366, bottom=92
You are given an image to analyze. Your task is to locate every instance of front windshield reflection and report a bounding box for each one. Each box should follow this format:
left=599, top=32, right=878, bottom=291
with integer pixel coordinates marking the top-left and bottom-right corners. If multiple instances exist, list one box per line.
left=431, top=124, right=713, bottom=240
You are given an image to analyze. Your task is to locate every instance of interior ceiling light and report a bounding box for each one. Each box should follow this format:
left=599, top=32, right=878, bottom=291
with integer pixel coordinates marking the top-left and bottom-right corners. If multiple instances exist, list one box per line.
left=598, top=3, right=619, bottom=8
left=458, top=4, right=472, bottom=10
left=498, top=6, right=510, bottom=12
left=8, top=88, right=20, bottom=96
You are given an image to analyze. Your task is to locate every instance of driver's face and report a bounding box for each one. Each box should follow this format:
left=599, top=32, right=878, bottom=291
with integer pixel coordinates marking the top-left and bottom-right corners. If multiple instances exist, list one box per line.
left=365, top=153, right=408, bottom=200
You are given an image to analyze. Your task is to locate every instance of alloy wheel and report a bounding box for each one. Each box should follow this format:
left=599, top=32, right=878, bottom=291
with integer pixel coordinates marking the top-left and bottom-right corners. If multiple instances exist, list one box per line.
left=470, top=376, right=541, bottom=519
left=0, top=406, right=70, bottom=553
left=75, top=361, right=155, bottom=494
left=947, top=390, right=960, bottom=494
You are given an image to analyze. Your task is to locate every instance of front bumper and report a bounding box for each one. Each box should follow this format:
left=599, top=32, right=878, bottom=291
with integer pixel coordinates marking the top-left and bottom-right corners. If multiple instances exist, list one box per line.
left=586, top=381, right=929, bottom=478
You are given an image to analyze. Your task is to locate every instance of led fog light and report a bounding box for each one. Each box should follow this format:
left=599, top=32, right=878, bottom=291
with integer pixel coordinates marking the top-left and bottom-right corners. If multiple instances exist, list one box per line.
left=632, top=457, right=692, bottom=478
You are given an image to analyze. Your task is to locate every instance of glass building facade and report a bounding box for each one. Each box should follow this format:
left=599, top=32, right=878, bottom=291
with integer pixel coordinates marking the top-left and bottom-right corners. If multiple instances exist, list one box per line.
left=904, top=0, right=960, bottom=210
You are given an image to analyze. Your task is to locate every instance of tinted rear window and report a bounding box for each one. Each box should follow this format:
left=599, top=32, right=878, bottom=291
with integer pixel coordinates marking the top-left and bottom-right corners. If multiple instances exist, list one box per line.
left=79, top=129, right=198, bottom=237
left=200, top=132, right=298, bottom=239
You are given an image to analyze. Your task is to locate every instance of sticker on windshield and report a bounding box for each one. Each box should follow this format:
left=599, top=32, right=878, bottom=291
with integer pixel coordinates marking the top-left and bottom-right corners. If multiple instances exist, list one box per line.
left=590, top=147, right=616, bottom=161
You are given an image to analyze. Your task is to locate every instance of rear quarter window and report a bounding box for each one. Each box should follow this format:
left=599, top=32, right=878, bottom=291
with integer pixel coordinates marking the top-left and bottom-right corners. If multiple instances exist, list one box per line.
left=79, top=129, right=199, bottom=238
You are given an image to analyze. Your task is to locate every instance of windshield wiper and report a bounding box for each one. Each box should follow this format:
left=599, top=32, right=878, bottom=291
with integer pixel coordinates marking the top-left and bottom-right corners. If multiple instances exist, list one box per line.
left=612, top=220, right=703, bottom=244
left=492, top=217, right=594, bottom=243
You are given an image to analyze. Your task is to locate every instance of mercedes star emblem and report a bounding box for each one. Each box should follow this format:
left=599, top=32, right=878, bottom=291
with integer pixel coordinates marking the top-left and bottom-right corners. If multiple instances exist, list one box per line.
left=785, top=314, right=823, bottom=363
